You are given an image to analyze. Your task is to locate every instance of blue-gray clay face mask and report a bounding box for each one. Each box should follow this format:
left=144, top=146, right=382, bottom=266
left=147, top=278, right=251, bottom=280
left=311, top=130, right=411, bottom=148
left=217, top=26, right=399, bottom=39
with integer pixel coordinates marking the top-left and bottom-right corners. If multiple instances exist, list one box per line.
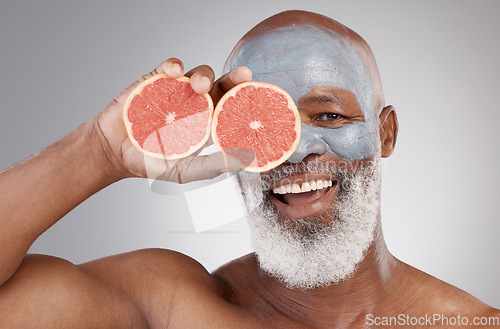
left=224, top=24, right=378, bottom=163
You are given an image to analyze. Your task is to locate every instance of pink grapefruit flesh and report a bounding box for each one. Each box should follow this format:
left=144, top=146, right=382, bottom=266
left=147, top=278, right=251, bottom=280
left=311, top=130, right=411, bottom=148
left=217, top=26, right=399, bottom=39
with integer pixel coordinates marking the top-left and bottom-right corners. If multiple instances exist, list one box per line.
left=123, top=74, right=213, bottom=160
left=212, top=81, right=301, bottom=172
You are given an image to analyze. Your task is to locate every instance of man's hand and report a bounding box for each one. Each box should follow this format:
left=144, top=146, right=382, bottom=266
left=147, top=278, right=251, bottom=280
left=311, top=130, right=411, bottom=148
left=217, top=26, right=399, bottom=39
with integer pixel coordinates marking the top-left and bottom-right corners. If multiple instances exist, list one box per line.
left=0, top=59, right=252, bottom=328
left=92, top=58, right=252, bottom=183
left=0, top=58, right=251, bottom=287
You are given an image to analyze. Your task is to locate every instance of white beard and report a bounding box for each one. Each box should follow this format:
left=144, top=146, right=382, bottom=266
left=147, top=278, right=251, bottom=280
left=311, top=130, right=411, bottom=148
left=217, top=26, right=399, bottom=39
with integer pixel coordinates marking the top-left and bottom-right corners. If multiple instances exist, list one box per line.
left=237, top=156, right=381, bottom=290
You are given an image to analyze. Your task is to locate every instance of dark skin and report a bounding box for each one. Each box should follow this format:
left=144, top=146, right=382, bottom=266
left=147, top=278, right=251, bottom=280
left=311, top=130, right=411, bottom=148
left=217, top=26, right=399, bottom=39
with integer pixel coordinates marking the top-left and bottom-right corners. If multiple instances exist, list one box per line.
left=0, top=10, right=498, bottom=329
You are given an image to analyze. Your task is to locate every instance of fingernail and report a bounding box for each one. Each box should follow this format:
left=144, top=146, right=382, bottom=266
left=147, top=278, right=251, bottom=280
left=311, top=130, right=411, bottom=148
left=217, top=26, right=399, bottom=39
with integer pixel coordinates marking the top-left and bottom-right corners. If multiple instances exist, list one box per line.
left=200, top=76, right=211, bottom=91
left=228, top=69, right=237, bottom=81
left=229, top=66, right=252, bottom=82
left=170, top=63, right=182, bottom=76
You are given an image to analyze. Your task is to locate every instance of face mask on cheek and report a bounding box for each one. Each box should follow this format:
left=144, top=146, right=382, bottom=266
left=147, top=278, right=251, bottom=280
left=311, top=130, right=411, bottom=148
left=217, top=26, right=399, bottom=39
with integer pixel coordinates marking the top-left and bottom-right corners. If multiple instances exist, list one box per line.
left=288, top=121, right=377, bottom=163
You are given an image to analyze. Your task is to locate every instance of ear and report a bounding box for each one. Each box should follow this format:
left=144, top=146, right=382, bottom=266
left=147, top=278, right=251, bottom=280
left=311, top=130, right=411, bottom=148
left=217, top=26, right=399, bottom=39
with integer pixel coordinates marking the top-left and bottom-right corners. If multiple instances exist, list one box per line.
left=378, top=105, right=398, bottom=158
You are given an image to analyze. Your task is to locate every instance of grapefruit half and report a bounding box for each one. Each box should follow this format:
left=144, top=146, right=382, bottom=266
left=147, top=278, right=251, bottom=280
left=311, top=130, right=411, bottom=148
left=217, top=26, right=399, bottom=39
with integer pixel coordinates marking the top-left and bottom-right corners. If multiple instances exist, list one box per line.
left=123, top=74, right=213, bottom=160
left=212, top=81, right=301, bottom=172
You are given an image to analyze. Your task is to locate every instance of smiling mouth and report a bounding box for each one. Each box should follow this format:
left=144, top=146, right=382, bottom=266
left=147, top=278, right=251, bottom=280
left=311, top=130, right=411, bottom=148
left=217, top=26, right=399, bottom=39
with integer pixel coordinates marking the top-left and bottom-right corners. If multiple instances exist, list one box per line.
left=268, top=175, right=338, bottom=218
left=271, top=179, right=335, bottom=205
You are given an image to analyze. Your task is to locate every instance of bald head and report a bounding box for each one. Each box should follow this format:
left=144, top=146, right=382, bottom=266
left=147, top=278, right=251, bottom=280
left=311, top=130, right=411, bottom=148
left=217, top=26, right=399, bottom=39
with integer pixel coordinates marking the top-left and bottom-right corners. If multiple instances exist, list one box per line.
left=227, top=10, right=369, bottom=55
left=224, top=10, right=385, bottom=115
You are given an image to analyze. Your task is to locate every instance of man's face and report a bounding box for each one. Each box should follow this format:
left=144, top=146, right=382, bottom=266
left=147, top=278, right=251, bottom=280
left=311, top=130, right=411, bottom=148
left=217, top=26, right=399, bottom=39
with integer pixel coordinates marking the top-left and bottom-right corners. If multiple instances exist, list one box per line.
left=225, top=24, right=379, bottom=162
left=227, top=24, right=382, bottom=288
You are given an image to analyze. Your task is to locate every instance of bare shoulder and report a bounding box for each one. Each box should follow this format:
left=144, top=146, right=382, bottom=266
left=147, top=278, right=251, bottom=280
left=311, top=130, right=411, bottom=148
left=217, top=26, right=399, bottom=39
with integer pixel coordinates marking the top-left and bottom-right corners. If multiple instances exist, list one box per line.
left=81, top=248, right=218, bottom=287
left=82, top=248, right=253, bottom=328
left=0, top=249, right=229, bottom=329
left=0, top=253, right=149, bottom=328
left=81, top=249, right=226, bottom=307
left=398, top=261, right=500, bottom=325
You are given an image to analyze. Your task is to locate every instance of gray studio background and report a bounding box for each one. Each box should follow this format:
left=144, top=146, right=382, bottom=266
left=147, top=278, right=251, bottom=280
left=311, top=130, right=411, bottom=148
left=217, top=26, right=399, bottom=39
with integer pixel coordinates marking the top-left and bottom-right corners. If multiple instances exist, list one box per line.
left=1, top=0, right=499, bottom=308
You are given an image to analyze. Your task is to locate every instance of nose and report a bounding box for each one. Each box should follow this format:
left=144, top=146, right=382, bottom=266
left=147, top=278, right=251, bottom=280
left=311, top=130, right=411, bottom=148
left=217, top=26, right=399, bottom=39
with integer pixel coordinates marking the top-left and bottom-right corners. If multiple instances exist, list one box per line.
left=287, top=123, right=330, bottom=163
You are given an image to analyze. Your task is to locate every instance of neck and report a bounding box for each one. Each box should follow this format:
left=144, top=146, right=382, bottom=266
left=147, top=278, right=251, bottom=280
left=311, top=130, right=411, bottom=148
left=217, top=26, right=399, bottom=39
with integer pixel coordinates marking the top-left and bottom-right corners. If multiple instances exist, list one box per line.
left=256, top=224, right=402, bottom=327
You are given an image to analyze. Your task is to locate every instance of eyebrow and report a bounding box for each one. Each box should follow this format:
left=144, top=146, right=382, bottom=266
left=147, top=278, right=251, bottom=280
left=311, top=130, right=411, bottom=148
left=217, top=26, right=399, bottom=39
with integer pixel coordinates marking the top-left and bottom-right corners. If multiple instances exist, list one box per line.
left=301, top=94, right=343, bottom=106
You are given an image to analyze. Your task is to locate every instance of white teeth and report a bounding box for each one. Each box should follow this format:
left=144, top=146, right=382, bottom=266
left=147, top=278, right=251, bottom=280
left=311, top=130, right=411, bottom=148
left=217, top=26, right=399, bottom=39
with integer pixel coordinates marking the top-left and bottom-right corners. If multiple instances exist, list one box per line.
left=309, top=180, right=317, bottom=190
left=276, top=185, right=285, bottom=194
left=272, top=179, right=333, bottom=195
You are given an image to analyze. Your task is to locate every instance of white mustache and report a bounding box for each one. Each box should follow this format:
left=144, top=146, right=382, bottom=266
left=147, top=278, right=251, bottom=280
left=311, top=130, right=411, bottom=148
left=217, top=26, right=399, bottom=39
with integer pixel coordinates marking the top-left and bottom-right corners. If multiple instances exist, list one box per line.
left=259, top=159, right=340, bottom=191
left=258, top=157, right=378, bottom=194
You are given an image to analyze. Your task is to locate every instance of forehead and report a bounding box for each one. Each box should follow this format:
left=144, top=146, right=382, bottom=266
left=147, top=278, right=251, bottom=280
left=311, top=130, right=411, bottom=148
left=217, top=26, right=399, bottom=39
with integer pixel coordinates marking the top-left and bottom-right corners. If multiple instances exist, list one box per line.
left=225, top=24, right=375, bottom=120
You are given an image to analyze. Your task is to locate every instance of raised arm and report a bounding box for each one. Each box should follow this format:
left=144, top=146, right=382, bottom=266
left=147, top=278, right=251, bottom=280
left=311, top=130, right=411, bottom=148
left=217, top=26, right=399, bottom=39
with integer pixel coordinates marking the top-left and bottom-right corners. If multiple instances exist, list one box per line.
left=0, top=59, right=251, bottom=327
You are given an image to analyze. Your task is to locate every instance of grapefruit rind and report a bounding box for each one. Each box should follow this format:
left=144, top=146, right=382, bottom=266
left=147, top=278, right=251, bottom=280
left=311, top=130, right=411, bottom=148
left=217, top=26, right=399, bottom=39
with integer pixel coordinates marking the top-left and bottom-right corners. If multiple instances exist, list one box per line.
left=123, top=74, right=214, bottom=160
left=211, top=81, right=301, bottom=173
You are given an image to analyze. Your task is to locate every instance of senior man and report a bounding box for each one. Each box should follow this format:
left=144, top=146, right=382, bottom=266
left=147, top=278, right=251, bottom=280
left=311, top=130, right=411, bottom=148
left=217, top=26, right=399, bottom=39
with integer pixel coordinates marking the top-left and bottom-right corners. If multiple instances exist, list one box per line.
left=0, top=10, right=498, bottom=329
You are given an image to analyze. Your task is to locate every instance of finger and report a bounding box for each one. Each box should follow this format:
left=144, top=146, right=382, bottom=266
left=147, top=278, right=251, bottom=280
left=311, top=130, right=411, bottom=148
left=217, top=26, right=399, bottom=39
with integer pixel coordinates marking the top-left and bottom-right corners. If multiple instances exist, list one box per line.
left=218, top=66, right=253, bottom=92
left=160, top=58, right=184, bottom=78
left=180, top=152, right=242, bottom=182
left=111, top=58, right=185, bottom=106
left=140, top=58, right=184, bottom=81
left=185, top=65, right=215, bottom=94
left=210, top=66, right=252, bottom=105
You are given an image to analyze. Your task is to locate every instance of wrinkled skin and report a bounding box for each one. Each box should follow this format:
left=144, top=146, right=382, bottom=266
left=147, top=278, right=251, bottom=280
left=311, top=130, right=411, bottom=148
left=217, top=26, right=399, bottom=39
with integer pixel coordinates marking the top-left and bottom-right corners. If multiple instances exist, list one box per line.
left=0, top=10, right=498, bottom=329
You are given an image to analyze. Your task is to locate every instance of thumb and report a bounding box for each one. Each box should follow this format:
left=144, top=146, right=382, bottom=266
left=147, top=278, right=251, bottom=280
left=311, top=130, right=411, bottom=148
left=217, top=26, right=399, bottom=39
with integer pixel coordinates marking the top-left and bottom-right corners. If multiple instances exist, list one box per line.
left=182, top=152, right=242, bottom=183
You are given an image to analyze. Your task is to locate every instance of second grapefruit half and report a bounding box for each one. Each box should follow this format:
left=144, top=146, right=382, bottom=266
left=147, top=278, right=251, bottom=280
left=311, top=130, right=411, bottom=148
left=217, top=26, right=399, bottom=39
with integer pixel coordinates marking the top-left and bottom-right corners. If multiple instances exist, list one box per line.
left=212, top=81, right=301, bottom=172
left=123, top=74, right=213, bottom=160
